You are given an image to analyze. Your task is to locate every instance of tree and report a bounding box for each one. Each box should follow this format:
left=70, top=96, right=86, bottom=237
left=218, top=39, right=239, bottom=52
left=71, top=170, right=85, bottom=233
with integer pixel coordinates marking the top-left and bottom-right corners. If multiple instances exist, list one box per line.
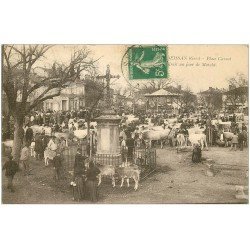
left=198, top=88, right=223, bottom=116
left=225, top=73, right=248, bottom=112
left=178, top=87, right=197, bottom=112
left=130, top=78, right=179, bottom=94
left=3, top=45, right=97, bottom=160
left=83, top=75, right=119, bottom=139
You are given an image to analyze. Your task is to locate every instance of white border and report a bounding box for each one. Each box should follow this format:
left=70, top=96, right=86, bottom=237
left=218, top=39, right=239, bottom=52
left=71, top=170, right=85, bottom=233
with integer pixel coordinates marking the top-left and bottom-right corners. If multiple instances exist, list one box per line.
left=1, top=1, right=250, bottom=250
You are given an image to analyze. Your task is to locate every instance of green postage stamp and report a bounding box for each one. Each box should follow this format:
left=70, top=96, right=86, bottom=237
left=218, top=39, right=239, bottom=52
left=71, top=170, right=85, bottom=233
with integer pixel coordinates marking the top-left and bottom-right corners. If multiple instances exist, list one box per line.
left=128, top=45, right=168, bottom=80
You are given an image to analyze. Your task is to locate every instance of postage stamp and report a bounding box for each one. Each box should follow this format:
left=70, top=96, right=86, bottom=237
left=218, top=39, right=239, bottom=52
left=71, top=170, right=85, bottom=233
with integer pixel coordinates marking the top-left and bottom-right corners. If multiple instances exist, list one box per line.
left=128, top=45, right=168, bottom=80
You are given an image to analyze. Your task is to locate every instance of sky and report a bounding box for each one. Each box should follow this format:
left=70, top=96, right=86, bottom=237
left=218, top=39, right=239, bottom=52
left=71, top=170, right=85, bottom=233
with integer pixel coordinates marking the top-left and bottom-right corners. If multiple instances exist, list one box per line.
left=41, top=44, right=249, bottom=93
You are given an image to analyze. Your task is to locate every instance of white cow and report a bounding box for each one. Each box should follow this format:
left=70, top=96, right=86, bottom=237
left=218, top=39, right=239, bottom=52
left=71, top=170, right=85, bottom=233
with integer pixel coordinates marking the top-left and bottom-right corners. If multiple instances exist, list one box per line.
left=2, top=140, right=14, bottom=148
left=31, top=125, right=43, bottom=134
left=188, top=133, right=208, bottom=150
left=223, top=132, right=234, bottom=146
left=95, top=163, right=116, bottom=187
left=167, top=118, right=178, bottom=124
left=125, top=115, right=139, bottom=125
left=142, top=128, right=171, bottom=148
left=176, top=133, right=186, bottom=147
left=31, top=125, right=52, bottom=135
left=187, top=126, right=205, bottom=135
left=73, top=129, right=87, bottom=140
left=116, top=164, right=141, bottom=191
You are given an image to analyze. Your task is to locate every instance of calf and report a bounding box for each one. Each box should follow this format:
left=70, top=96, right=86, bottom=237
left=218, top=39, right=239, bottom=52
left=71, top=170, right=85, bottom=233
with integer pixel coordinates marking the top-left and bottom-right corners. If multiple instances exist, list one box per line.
left=96, top=163, right=116, bottom=187
left=116, top=164, right=141, bottom=191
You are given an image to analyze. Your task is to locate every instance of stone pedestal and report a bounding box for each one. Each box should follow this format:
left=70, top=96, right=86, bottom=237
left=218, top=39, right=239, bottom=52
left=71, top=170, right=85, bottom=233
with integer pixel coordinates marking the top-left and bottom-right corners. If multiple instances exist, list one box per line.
left=95, top=109, right=122, bottom=165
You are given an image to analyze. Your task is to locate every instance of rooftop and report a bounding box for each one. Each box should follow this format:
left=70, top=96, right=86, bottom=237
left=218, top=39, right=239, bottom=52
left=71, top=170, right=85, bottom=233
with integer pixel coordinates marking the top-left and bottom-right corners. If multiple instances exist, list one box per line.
left=145, top=88, right=181, bottom=97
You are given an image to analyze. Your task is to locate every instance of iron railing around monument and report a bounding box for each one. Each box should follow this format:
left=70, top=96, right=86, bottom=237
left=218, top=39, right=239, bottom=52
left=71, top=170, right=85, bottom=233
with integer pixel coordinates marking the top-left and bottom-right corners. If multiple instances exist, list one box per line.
left=63, top=142, right=157, bottom=170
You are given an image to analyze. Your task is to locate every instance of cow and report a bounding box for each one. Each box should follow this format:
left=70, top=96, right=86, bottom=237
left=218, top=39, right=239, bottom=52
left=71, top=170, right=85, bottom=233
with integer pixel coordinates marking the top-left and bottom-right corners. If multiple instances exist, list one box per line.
left=176, top=133, right=185, bottom=147
left=223, top=132, right=234, bottom=146
left=2, top=140, right=13, bottom=148
left=167, top=118, right=178, bottom=124
left=125, top=115, right=139, bottom=125
left=73, top=129, right=87, bottom=140
left=31, top=125, right=52, bottom=136
left=187, top=126, right=205, bottom=135
left=188, top=133, right=208, bottom=150
left=141, top=128, right=171, bottom=148
left=94, top=163, right=116, bottom=187
left=116, top=164, right=141, bottom=191
left=2, top=140, right=13, bottom=156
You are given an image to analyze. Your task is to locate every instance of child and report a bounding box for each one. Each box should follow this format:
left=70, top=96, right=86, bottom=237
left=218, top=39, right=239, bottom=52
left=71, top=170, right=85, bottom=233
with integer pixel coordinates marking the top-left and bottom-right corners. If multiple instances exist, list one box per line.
left=2, top=155, right=19, bottom=192
left=231, top=132, right=238, bottom=151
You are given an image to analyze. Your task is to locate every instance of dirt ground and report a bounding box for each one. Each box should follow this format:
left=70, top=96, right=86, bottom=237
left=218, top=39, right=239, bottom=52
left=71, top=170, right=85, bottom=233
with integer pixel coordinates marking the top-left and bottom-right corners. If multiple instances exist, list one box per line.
left=2, top=146, right=249, bottom=204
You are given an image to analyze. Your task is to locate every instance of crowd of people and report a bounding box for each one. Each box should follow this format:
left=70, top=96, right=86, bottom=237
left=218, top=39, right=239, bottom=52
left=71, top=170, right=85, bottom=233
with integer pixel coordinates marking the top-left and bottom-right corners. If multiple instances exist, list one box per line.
left=2, top=107, right=248, bottom=200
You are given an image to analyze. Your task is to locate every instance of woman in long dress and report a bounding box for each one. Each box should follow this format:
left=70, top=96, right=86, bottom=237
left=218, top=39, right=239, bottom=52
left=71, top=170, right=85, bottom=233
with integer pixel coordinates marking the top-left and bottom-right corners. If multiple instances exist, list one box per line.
left=86, top=161, right=100, bottom=202
left=73, top=148, right=87, bottom=201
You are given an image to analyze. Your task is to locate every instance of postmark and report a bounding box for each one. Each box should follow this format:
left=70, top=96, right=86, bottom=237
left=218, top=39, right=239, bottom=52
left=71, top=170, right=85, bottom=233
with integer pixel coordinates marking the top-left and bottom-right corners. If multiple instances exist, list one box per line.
left=128, top=45, right=168, bottom=80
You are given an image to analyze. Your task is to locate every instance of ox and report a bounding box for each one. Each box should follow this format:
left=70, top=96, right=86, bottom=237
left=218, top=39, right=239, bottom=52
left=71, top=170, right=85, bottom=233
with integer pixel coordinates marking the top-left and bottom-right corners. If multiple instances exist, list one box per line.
left=73, top=129, right=87, bottom=140
left=176, top=133, right=186, bottom=147
left=223, top=132, right=234, bottom=146
left=116, top=164, right=141, bottom=191
left=141, top=128, right=170, bottom=148
left=125, top=115, right=139, bottom=125
left=188, top=133, right=208, bottom=150
left=95, top=163, right=116, bottom=187
left=2, top=140, right=13, bottom=156
left=31, top=125, right=52, bottom=136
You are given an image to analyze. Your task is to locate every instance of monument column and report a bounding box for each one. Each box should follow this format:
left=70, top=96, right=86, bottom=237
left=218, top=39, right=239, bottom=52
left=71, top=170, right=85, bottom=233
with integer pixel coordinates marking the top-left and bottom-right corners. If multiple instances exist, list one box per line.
left=94, top=65, right=122, bottom=165
left=95, top=110, right=122, bottom=165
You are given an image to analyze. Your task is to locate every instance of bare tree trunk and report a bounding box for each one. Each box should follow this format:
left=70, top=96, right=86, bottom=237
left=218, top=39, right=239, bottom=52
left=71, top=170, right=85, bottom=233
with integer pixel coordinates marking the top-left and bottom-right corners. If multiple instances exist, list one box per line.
left=12, top=116, right=24, bottom=161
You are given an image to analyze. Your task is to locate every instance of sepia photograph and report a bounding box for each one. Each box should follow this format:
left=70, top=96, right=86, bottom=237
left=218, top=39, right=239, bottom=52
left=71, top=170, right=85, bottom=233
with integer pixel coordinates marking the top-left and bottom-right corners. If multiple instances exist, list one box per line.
left=1, top=44, right=249, bottom=204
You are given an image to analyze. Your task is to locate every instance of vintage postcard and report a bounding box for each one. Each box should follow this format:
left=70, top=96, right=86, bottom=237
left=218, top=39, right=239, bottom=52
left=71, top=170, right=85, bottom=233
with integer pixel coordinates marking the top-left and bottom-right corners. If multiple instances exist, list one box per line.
left=1, top=44, right=249, bottom=204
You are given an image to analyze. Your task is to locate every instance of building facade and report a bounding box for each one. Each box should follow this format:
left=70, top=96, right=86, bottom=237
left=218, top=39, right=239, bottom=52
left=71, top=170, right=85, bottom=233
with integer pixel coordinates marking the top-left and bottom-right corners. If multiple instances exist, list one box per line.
left=43, top=82, right=85, bottom=111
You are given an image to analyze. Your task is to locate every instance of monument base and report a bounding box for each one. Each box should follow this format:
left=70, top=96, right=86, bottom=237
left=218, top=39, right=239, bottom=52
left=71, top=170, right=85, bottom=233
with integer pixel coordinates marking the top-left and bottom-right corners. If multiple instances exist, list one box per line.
left=93, top=153, right=122, bottom=166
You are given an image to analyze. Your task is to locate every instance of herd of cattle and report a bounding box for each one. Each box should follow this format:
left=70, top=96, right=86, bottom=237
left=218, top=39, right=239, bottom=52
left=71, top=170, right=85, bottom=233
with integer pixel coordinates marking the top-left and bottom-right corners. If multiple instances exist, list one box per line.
left=122, top=114, right=248, bottom=150
left=3, top=114, right=248, bottom=152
